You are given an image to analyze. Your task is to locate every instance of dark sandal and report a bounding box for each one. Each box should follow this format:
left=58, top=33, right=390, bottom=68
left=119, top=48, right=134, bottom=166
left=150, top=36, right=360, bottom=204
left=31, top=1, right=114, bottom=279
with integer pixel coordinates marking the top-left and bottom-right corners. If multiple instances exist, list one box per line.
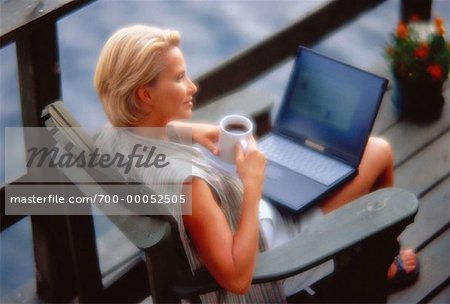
left=388, top=254, right=420, bottom=290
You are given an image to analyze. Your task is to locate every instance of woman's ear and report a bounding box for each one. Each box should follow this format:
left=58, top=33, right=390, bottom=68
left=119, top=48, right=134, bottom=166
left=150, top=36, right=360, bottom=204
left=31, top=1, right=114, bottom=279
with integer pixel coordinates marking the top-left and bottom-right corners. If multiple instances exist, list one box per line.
left=136, top=85, right=153, bottom=105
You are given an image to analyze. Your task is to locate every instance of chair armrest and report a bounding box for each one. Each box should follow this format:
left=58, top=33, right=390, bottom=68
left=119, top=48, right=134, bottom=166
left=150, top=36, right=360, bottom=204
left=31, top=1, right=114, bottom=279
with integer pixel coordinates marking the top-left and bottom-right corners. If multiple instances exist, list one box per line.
left=253, top=188, right=417, bottom=282
left=171, top=188, right=418, bottom=297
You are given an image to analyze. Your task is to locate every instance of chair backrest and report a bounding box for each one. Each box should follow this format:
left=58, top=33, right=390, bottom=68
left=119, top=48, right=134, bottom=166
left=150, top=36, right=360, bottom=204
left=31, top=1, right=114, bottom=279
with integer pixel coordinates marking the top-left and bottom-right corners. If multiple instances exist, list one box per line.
left=42, top=101, right=194, bottom=303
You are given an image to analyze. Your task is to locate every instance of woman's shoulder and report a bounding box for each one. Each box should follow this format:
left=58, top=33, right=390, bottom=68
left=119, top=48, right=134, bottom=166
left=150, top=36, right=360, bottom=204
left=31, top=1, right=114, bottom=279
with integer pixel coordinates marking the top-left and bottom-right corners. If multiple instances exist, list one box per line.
left=95, top=124, right=122, bottom=151
left=94, top=125, right=223, bottom=183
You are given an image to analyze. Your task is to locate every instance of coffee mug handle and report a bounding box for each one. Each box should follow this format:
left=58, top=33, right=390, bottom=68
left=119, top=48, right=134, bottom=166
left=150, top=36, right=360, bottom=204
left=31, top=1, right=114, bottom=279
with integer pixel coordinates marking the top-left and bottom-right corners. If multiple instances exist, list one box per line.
left=239, top=138, right=249, bottom=152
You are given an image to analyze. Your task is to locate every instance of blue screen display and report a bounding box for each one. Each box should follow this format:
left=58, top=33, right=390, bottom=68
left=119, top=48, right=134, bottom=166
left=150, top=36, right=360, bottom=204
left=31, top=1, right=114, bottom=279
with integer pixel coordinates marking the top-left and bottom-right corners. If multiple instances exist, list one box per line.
left=275, top=48, right=387, bottom=165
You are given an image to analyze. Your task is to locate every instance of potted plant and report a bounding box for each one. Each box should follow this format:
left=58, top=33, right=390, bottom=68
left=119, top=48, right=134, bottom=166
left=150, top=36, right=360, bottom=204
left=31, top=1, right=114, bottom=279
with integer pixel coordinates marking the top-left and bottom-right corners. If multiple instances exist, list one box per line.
left=386, top=16, right=450, bottom=122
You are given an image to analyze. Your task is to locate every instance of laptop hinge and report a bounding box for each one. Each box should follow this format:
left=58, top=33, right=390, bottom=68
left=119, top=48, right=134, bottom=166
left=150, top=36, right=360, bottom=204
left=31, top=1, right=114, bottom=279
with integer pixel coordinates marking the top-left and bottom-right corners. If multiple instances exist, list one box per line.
left=305, top=139, right=325, bottom=152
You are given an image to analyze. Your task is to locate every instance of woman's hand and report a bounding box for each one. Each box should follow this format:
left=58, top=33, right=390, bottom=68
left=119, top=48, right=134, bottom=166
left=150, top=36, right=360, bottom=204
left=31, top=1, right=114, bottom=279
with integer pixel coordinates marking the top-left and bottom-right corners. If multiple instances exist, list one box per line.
left=191, top=123, right=219, bottom=155
left=235, top=137, right=267, bottom=192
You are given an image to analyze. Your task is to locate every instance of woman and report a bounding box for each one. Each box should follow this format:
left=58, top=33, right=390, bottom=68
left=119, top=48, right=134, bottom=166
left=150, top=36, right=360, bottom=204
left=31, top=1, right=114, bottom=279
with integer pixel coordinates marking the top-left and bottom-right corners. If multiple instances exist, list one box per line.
left=94, top=25, right=417, bottom=302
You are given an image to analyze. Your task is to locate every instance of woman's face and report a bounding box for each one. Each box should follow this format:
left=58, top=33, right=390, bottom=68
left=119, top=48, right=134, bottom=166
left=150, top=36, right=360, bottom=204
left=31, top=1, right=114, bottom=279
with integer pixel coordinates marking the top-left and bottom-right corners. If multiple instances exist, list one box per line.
left=147, top=47, right=197, bottom=124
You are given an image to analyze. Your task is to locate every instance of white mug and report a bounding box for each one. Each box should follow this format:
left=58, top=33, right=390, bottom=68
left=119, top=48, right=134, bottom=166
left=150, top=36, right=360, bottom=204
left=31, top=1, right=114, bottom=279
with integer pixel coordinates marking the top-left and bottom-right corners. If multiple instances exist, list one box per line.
left=218, top=115, right=253, bottom=163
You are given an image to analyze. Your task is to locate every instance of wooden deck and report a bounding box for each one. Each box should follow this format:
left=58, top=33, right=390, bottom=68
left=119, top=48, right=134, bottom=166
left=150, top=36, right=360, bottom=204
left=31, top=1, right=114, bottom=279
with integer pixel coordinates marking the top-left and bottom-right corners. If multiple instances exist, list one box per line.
left=3, top=69, right=449, bottom=304
left=370, top=63, right=450, bottom=303
left=1, top=0, right=448, bottom=302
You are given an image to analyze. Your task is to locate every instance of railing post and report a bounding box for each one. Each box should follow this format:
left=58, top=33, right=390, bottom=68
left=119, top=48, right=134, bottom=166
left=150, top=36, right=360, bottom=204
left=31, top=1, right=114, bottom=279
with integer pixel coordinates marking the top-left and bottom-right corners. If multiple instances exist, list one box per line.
left=401, top=0, right=432, bottom=22
left=16, top=22, right=61, bottom=126
left=15, top=16, right=103, bottom=301
left=15, top=19, right=78, bottom=302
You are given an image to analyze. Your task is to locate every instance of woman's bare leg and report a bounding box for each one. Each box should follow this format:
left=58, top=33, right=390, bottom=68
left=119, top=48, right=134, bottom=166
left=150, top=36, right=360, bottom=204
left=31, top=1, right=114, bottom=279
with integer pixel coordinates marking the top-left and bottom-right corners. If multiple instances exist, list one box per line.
left=318, top=137, right=417, bottom=280
left=319, top=136, right=394, bottom=214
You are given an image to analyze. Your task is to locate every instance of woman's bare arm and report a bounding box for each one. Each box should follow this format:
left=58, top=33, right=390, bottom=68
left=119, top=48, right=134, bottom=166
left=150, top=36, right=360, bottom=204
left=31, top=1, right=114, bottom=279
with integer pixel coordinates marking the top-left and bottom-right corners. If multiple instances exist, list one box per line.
left=182, top=139, right=266, bottom=294
left=168, top=121, right=219, bottom=155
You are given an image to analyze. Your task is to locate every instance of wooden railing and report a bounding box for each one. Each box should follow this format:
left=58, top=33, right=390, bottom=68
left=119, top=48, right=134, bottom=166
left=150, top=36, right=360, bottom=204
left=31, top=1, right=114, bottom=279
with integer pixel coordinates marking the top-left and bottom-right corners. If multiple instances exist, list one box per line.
left=194, top=0, right=387, bottom=104
left=1, top=0, right=398, bottom=301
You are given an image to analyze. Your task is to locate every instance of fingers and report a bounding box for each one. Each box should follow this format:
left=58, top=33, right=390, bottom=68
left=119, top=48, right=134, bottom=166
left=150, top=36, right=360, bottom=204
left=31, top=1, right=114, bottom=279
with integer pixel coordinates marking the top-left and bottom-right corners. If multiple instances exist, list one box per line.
left=247, top=136, right=257, bottom=147
left=247, top=137, right=265, bottom=162
left=196, top=137, right=219, bottom=155
left=235, top=142, right=244, bottom=163
left=205, top=140, right=219, bottom=155
left=192, top=124, right=219, bottom=155
left=234, top=136, right=256, bottom=159
left=234, top=136, right=266, bottom=165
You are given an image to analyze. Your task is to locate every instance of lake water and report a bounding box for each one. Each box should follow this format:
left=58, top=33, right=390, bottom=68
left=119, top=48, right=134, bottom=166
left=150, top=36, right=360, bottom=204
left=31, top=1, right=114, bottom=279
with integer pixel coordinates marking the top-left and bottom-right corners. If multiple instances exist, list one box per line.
left=1, top=0, right=449, bottom=298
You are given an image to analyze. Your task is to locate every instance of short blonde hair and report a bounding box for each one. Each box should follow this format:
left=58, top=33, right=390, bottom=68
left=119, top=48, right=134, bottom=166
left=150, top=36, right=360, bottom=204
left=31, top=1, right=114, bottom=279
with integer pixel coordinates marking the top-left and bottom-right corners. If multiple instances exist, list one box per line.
left=94, top=25, right=180, bottom=127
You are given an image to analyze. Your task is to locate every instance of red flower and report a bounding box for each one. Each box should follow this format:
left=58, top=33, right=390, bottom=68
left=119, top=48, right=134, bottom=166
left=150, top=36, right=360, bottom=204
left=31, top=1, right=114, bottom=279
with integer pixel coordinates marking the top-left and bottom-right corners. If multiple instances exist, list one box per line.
left=414, top=43, right=428, bottom=59
left=434, top=17, right=446, bottom=36
left=434, top=17, right=444, bottom=28
left=396, top=22, right=408, bottom=39
left=426, top=64, right=443, bottom=80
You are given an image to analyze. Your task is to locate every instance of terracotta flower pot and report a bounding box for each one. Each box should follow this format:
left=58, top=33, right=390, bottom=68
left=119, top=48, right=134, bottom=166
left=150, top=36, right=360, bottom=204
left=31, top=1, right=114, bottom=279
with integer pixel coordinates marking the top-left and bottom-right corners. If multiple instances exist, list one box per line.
left=392, top=75, right=445, bottom=123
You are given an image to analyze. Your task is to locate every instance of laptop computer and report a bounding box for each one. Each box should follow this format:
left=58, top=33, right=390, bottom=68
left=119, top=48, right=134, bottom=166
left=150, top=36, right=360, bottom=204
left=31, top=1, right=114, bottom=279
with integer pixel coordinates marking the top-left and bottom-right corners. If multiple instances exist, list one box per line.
left=258, top=46, right=388, bottom=212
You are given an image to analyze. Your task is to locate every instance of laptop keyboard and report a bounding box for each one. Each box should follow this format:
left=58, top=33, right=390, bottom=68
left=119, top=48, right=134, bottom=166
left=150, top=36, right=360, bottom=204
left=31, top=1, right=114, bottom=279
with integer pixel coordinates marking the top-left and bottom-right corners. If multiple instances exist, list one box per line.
left=258, top=135, right=353, bottom=186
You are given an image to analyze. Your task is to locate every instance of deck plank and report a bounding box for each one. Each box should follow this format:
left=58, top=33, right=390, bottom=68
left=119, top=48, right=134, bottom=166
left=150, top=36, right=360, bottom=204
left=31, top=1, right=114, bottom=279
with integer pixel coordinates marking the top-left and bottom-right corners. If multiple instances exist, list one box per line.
left=395, top=131, right=450, bottom=197
left=383, top=105, right=450, bottom=167
left=428, top=283, right=450, bottom=304
left=388, top=229, right=450, bottom=303
left=192, top=88, right=274, bottom=123
left=368, top=59, right=394, bottom=134
left=397, top=177, right=450, bottom=251
left=373, top=89, right=399, bottom=134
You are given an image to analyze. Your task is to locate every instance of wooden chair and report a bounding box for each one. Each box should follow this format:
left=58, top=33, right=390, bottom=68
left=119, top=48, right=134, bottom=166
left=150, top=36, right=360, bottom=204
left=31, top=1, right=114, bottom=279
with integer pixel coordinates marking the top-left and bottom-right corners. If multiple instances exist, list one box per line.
left=41, top=101, right=419, bottom=303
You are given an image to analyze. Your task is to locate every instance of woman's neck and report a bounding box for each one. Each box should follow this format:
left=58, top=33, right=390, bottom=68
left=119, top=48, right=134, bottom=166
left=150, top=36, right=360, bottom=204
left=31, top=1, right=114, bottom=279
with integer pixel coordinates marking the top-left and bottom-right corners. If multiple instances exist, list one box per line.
left=131, top=119, right=169, bottom=140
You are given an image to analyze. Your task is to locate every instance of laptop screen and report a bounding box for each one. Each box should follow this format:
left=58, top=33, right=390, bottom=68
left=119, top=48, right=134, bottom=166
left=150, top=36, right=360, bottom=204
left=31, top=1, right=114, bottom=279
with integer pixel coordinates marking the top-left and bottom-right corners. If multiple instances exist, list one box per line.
left=274, top=47, right=387, bottom=166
